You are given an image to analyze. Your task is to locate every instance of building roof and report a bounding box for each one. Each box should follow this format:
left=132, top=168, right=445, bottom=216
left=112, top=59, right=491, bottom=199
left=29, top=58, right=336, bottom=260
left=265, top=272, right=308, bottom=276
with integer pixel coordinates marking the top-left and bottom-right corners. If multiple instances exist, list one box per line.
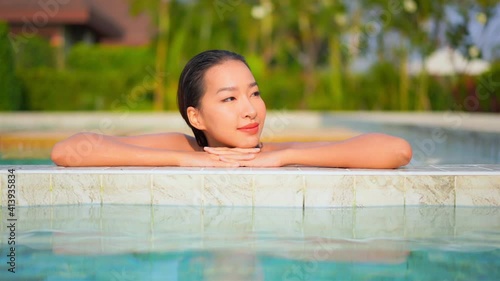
left=87, top=0, right=152, bottom=45
left=0, top=0, right=151, bottom=44
left=409, top=47, right=491, bottom=76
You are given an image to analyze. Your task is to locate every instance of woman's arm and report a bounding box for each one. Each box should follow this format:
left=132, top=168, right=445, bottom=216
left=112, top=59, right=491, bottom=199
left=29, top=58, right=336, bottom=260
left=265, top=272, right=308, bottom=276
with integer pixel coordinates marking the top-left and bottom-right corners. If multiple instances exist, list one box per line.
left=279, top=133, right=412, bottom=168
left=229, top=133, right=412, bottom=168
left=50, top=132, right=197, bottom=167
left=51, top=132, right=260, bottom=167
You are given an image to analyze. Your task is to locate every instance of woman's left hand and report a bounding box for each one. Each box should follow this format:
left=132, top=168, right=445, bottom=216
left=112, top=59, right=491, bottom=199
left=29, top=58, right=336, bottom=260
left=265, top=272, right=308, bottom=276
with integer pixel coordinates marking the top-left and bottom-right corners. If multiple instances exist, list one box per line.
left=234, top=150, right=286, bottom=167
left=203, top=146, right=261, bottom=162
left=204, top=146, right=289, bottom=167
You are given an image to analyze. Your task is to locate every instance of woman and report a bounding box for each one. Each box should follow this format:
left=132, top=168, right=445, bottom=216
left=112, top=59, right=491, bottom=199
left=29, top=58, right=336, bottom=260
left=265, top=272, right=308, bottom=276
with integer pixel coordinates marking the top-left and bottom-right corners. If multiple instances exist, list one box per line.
left=51, top=50, right=412, bottom=168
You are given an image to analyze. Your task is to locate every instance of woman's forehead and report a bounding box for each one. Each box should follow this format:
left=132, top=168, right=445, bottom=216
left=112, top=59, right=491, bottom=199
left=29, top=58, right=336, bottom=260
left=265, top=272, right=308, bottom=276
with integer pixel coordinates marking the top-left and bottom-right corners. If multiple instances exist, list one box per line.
left=204, top=60, right=255, bottom=86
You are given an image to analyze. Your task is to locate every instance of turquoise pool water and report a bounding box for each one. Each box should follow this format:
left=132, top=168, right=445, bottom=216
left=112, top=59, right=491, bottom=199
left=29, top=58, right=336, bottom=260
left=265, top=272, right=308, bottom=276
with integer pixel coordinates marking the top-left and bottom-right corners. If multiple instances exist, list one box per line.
left=1, top=206, right=499, bottom=280
left=1, top=244, right=499, bottom=280
left=0, top=158, right=53, bottom=165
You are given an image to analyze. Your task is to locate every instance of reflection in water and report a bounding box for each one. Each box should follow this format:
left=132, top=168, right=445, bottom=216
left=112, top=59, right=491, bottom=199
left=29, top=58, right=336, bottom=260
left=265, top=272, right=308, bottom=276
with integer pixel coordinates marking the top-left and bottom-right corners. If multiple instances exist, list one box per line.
left=0, top=205, right=499, bottom=280
left=1, top=244, right=499, bottom=281
left=179, top=251, right=264, bottom=281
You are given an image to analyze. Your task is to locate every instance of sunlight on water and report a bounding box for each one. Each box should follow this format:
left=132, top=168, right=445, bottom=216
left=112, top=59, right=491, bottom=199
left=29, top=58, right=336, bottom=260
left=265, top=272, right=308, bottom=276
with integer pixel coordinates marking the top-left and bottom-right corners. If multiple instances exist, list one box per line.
left=0, top=205, right=499, bottom=280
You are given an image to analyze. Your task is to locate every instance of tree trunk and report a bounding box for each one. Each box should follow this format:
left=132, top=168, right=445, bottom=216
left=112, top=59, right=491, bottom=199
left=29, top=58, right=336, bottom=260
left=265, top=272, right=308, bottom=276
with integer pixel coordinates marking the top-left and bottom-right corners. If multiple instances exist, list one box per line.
left=154, top=0, right=170, bottom=111
left=399, top=48, right=409, bottom=110
left=329, top=35, right=343, bottom=110
left=298, top=11, right=316, bottom=109
left=417, top=62, right=431, bottom=110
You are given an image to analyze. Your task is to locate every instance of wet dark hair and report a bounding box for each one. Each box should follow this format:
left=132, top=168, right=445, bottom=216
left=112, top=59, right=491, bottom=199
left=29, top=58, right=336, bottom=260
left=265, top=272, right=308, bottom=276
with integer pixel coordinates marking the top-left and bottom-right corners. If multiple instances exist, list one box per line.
left=177, top=50, right=250, bottom=147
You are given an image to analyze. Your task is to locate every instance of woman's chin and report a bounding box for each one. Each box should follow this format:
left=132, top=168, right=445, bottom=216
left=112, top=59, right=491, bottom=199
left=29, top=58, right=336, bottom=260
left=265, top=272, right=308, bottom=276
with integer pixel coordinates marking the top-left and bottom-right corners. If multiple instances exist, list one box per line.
left=217, top=136, right=261, bottom=148
left=234, top=141, right=261, bottom=148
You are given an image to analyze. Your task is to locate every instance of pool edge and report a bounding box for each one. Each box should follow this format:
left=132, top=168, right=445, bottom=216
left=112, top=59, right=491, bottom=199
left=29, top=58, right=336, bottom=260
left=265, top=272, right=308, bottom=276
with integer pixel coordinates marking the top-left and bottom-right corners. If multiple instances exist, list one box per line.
left=0, top=165, right=499, bottom=207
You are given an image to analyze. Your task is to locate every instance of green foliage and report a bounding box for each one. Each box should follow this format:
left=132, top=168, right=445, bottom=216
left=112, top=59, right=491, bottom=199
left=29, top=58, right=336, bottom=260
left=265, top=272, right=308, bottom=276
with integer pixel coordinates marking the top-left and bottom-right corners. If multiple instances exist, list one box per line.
left=423, top=67, right=499, bottom=112
left=18, top=68, right=153, bottom=111
left=67, top=44, right=154, bottom=71
left=424, top=77, right=452, bottom=111
left=0, top=22, right=22, bottom=111
left=13, top=43, right=157, bottom=111
left=352, top=62, right=401, bottom=110
left=260, top=68, right=304, bottom=110
left=477, top=62, right=500, bottom=111
left=13, top=35, right=55, bottom=69
left=3, top=1, right=499, bottom=112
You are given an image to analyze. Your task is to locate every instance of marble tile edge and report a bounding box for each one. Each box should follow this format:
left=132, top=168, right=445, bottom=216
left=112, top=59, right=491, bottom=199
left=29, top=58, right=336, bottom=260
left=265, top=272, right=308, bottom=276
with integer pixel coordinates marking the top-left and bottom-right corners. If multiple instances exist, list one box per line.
left=0, top=165, right=499, bottom=176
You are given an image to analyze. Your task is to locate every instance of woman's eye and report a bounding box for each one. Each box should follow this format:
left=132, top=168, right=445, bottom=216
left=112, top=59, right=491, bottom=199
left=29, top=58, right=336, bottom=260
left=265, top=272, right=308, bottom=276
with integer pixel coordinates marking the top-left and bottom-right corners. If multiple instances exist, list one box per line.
left=222, top=97, right=235, bottom=102
left=252, top=91, right=261, bottom=97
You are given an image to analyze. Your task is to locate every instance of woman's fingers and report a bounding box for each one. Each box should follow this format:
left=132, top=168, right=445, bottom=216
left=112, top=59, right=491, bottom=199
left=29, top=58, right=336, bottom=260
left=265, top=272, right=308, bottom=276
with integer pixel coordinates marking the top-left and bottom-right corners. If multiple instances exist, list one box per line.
left=219, top=153, right=256, bottom=161
left=212, top=160, right=240, bottom=168
left=189, top=148, right=264, bottom=167
left=218, top=154, right=256, bottom=163
left=179, top=152, right=240, bottom=167
left=205, top=152, right=243, bottom=167
left=231, top=151, right=283, bottom=167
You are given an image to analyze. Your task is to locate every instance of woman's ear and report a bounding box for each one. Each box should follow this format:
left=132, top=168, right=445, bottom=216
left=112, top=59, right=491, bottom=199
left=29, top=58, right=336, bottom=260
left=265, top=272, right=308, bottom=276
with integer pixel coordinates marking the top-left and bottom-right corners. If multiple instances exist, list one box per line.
left=187, top=106, right=206, bottom=130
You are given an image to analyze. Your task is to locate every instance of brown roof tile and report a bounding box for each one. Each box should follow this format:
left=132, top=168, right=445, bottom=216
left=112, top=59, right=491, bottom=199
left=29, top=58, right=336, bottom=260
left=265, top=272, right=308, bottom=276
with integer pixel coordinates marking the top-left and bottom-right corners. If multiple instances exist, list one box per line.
left=87, top=0, right=152, bottom=45
left=0, top=0, right=89, bottom=23
left=0, top=0, right=152, bottom=42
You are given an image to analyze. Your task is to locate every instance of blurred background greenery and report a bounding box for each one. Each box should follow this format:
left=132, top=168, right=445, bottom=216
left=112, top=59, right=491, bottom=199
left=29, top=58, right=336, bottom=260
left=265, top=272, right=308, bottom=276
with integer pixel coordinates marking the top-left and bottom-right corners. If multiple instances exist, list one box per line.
left=0, top=0, right=499, bottom=112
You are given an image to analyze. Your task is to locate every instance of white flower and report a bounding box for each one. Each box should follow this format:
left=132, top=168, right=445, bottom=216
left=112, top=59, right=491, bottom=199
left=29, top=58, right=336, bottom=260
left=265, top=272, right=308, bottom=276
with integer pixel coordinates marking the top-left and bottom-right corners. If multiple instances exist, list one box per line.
left=476, top=12, right=487, bottom=25
left=251, top=6, right=266, bottom=19
left=251, top=2, right=273, bottom=20
left=403, top=0, right=417, bottom=13
left=468, top=46, right=480, bottom=58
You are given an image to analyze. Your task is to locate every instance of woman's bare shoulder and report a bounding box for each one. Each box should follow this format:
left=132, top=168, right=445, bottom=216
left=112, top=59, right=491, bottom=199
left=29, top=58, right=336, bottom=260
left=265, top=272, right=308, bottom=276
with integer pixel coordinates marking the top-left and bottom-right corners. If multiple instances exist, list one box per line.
left=115, top=132, right=200, bottom=151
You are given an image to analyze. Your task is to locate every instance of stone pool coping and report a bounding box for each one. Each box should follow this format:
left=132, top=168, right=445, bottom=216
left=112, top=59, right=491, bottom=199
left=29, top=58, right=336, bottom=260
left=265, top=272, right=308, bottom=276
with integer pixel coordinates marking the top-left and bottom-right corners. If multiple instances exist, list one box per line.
left=1, top=164, right=499, bottom=207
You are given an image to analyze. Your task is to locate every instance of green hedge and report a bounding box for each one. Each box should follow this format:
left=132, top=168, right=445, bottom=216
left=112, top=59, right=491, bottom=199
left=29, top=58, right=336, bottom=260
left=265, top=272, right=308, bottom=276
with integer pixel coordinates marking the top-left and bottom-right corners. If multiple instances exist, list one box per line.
left=18, top=68, right=153, bottom=111
left=478, top=63, right=500, bottom=112
left=67, top=44, right=154, bottom=71
left=0, top=22, right=22, bottom=110
left=13, top=42, right=158, bottom=111
left=14, top=35, right=55, bottom=69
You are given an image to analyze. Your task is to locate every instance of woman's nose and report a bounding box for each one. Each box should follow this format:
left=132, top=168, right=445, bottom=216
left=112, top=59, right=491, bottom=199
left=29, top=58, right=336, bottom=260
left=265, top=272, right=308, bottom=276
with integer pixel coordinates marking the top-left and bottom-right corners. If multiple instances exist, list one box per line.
left=241, top=98, right=257, bottom=119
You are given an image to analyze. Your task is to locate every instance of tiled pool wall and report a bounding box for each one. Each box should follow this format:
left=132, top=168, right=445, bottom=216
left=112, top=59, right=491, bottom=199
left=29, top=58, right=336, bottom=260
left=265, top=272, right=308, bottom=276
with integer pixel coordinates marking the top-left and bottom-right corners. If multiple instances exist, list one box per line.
left=0, top=165, right=499, bottom=208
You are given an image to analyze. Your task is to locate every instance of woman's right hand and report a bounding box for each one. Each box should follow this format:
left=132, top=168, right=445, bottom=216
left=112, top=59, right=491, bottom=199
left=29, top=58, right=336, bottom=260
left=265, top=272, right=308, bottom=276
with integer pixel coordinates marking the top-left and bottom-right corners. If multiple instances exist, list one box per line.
left=177, top=147, right=260, bottom=167
left=203, top=146, right=260, bottom=161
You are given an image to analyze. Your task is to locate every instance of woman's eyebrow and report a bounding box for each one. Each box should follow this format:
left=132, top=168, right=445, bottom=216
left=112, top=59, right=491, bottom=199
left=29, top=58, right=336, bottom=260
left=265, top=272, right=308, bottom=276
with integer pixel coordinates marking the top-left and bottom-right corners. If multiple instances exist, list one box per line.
left=216, top=86, right=237, bottom=94
left=216, top=82, right=258, bottom=94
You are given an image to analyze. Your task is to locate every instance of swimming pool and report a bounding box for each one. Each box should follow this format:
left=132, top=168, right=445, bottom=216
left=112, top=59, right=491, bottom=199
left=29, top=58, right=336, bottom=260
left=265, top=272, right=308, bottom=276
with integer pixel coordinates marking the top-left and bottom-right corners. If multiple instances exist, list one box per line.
left=1, top=112, right=499, bottom=280
left=1, top=205, right=499, bottom=280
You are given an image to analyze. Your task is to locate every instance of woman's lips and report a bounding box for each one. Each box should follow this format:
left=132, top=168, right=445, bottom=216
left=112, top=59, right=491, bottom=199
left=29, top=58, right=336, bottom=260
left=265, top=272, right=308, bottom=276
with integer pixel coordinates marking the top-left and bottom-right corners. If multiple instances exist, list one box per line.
left=238, top=123, right=259, bottom=134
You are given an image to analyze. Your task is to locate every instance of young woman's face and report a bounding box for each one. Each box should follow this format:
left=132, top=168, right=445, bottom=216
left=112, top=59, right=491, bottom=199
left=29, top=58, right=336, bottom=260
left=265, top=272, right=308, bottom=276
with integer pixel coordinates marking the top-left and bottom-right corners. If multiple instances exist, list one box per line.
left=189, top=59, right=266, bottom=148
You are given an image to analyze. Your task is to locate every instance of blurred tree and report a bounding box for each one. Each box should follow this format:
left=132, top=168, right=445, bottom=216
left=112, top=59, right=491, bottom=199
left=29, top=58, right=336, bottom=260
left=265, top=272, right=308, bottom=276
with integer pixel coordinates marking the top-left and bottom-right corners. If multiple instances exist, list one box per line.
left=323, top=0, right=349, bottom=110
left=8, top=0, right=497, bottom=112
left=0, top=22, right=22, bottom=110
left=446, top=0, right=498, bottom=60
left=129, top=0, right=171, bottom=111
left=362, top=0, right=447, bottom=110
left=271, top=0, right=349, bottom=109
